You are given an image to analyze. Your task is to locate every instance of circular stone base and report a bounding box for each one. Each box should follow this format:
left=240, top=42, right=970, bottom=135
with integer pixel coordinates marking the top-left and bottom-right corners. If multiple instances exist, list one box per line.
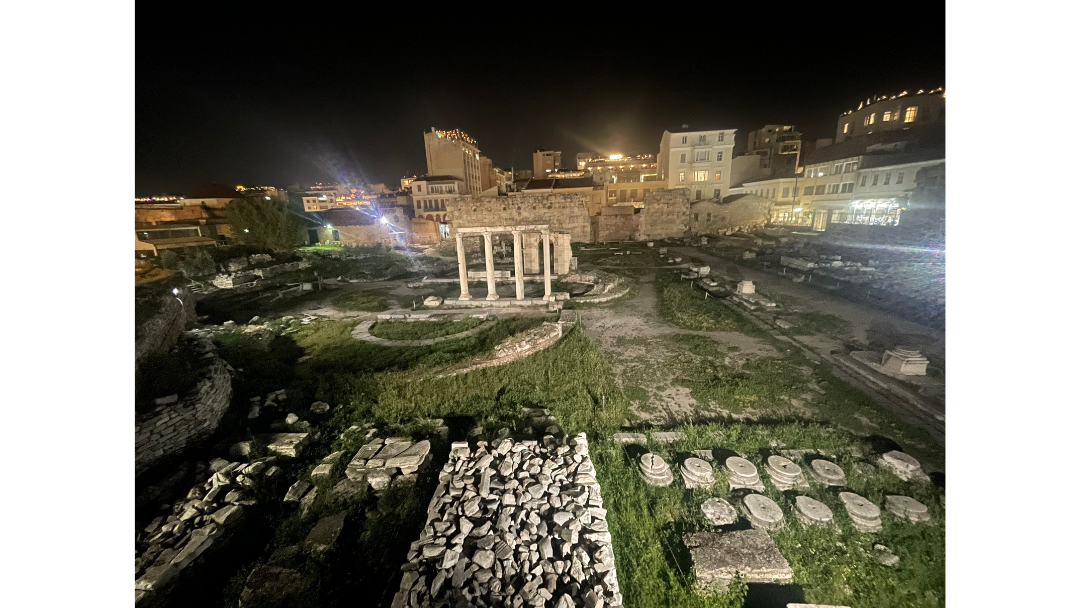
left=885, top=495, right=931, bottom=522
left=639, top=453, right=674, bottom=487
left=809, top=459, right=846, bottom=485
left=680, top=458, right=715, bottom=488
left=725, top=456, right=758, bottom=478
left=794, top=496, right=834, bottom=525
left=701, top=497, right=738, bottom=525
left=743, top=494, right=785, bottom=530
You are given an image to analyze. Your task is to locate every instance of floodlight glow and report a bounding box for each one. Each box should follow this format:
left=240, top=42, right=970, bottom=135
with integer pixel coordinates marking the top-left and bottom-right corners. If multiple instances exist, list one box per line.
left=379, top=217, right=389, bottom=224
left=265, top=196, right=270, bottom=200
left=608, top=154, right=623, bottom=160
left=243, top=228, right=249, bottom=233
left=326, top=224, right=333, bottom=229
left=172, top=288, right=179, bottom=295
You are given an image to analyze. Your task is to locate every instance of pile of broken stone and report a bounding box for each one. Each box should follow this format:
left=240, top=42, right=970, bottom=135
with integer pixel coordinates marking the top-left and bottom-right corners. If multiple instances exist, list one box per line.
left=135, top=457, right=281, bottom=597
left=392, top=433, right=621, bottom=608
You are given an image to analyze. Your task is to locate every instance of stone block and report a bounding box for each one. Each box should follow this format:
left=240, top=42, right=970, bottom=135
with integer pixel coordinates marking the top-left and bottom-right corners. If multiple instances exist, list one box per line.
left=260, top=433, right=310, bottom=458
left=683, top=530, right=793, bottom=590
left=611, top=433, right=646, bottom=444
left=304, top=512, right=346, bottom=553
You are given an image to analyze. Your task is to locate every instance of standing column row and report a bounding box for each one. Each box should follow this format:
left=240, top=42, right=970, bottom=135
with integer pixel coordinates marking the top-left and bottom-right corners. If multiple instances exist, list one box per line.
left=455, top=229, right=556, bottom=303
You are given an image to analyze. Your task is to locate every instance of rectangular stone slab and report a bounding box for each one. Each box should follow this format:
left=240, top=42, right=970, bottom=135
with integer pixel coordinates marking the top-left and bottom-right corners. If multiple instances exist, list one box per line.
left=683, top=530, right=792, bottom=590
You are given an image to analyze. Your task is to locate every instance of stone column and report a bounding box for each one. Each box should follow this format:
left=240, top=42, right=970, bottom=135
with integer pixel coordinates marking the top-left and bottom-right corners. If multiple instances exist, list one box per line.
left=512, top=230, right=525, bottom=300
left=523, top=233, right=540, bottom=274
left=542, top=230, right=552, bottom=301
left=455, top=232, right=471, bottom=300
left=483, top=231, right=499, bottom=300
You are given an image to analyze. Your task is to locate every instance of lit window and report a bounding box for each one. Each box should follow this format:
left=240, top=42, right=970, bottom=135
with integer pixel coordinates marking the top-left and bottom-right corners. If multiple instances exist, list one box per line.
left=694, top=170, right=708, bottom=182
left=872, top=174, right=879, bottom=186
left=863, top=116, right=871, bottom=127
left=716, top=151, right=724, bottom=161
left=714, top=171, right=722, bottom=180
left=804, top=186, right=814, bottom=195
left=679, top=172, right=686, bottom=182
left=718, top=133, right=724, bottom=142
left=681, top=136, right=688, bottom=144
left=883, top=111, right=892, bottom=122
left=869, top=113, right=876, bottom=124
left=904, top=106, right=918, bottom=122
left=834, top=163, right=843, bottom=174
left=695, top=150, right=709, bottom=162
left=884, top=173, right=891, bottom=185
left=843, top=123, right=850, bottom=134
left=608, top=191, right=616, bottom=199
left=860, top=175, right=867, bottom=187
left=897, top=171, right=904, bottom=184
left=680, top=153, right=686, bottom=164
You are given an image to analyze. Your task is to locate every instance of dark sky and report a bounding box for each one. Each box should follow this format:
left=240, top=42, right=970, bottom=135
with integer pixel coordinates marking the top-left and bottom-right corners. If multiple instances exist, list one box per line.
left=137, top=21, right=944, bottom=196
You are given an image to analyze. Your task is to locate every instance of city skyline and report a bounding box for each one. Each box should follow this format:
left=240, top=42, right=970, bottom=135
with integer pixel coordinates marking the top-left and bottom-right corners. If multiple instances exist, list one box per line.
left=137, top=27, right=944, bottom=196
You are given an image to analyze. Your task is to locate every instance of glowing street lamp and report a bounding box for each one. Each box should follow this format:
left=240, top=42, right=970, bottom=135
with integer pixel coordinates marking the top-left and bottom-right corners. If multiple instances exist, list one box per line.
left=379, top=216, right=389, bottom=224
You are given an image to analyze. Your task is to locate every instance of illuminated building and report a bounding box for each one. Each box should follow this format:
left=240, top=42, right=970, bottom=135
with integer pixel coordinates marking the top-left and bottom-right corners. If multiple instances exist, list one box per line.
left=401, top=176, right=417, bottom=191
left=835, top=88, right=945, bottom=143
left=658, top=126, right=737, bottom=201
left=746, top=125, right=802, bottom=174
left=423, top=128, right=484, bottom=195
left=532, top=150, right=561, bottom=176
left=411, top=175, right=465, bottom=224
left=579, top=153, right=658, bottom=185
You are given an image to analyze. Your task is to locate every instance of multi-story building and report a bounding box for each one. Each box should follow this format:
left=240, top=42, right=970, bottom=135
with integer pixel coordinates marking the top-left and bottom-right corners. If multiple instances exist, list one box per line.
left=746, top=125, right=802, bottom=174
left=401, top=176, right=417, bottom=191
left=532, top=150, right=561, bottom=177
left=835, top=88, right=945, bottom=143
left=423, top=128, right=484, bottom=195
left=410, top=175, right=465, bottom=224
left=658, top=127, right=736, bottom=201
left=575, top=152, right=596, bottom=170
left=580, top=154, right=658, bottom=185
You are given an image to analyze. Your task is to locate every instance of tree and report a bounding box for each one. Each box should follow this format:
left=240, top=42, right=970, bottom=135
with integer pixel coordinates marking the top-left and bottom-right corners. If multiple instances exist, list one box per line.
left=179, top=249, right=217, bottom=277
left=224, top=198, right=305, bottom=252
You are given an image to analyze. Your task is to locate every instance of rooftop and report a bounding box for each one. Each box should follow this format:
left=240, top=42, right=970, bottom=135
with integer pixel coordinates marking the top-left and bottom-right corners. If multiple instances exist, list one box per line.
left=802, top=126, right=945, bottom=166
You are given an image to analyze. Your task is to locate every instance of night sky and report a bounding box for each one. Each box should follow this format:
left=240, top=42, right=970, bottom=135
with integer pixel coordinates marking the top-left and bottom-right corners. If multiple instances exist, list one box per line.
left=137, top=23, right=944, bottom=197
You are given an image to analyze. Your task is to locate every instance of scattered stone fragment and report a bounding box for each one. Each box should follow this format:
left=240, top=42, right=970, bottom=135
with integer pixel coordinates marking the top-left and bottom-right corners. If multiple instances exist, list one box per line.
left=304, top=512, right=346, bottom=553
left=839, top=492, right=883, bottom=532
left=879, top=451, right=931, bottom=482
left=260, top=433, right=310, bottom=458
left=385, top=440, right=431, bottom=469
left=873, top=544, right=900, bottom=567
left=284, top=480, right=312, bottom=503
left=808, top=459, right=846, bottom=486
left=310, top=401, right=330, bottom=414
left=884, top=495, right=931, bottom=523
left=210, top=504, right=244, bottom=526
left=285, top=413, right=299, bottom=425
left=611, top=433, right=646, bottom=444
left=638, top=453, right=674, bottom=486
left=310, top=463, right=334, bottom=481
left=725, top=456, right=765, bottom=492
left=742, top=494, right=785, bottom=530
left=684, top=530, right=793, bottom=591
left=651, top=431, right=686, bottom=443
left=700, top=498, right=738, bottom=526
left=794, top=496, right=834, bottom=527
left=299, top=487, right=318, bottom=517
left=764, top=455, right=809, bottom=490
left=679, top=457, right=716, bottom=489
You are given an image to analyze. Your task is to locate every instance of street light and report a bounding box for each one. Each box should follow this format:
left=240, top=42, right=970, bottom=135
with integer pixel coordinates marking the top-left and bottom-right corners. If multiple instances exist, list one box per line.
left=379, top=216, right=389, bottom=224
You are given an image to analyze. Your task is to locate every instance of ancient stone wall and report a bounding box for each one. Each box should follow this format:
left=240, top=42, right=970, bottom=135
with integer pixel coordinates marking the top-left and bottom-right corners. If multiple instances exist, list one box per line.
left=638, top=189, right=691, bottom=241
left=447, top=194, right=591, bottom=243
left=592, top=212, right=638, bottom=243
left=136, top=340, right=234, bottom=476
left=135, top=293, right=195, bottom=366
left=691, top=194, right=773, bottom=235
left=436, top=322, right=565, bottom=378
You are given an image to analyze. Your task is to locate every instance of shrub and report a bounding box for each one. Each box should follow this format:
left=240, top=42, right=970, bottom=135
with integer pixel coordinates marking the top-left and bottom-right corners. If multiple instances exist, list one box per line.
left=178, top=249, right=217, bottom=277
left=158, top=249, right=179, bottom=270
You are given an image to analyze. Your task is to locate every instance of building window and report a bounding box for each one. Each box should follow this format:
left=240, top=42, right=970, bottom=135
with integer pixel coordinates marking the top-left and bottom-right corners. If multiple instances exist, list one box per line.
left=904, top=106, right=918, bottom=122
left=693, top=170, right=707, bottom=182
left=860, top=175, right=867, bottom=187
left=713, top=189, right=720, bottom=199
left=679, top=172, right=686, bottom=182
left=883, top=111, right=892, bottom=122
left=717, top=133, right=724, bottom=142
left=843, top=123, right=850, bottom=134
left=416, top=184, right=422, bottom=192
left=706, top=212, right=712, bottom=222
left=841, top=182, right=854, bottom=193
left=695, top=150, right=709, bottom=162
left=844, top=161, right=857, bottom=173
left=711, top=171, right=720, bottom=181
left=630, top=189, right=638, bottom=199
left=694, top=213, right=699, bottom=221
left=827, top=183, right=840, bottom=194
left=332, top=229, right=340, bottom=241
left=680, top=153, right=686, bottom=164
left=883, top=173, right=891, bottom=185
left=833, top=163, right=843, bottom=175
left=782, top=187, right=790, bottom=198
left=681, top=135, right=688, bottom=144
left=872, top=174, right=879, bottom=186
left=608, top=190, right=616, bottom=199
left=863, top=116, right=870, bottom=127
left=815, top=185, right=826, bottom=195
left=804, top=186, right=814, bottom=195
left=698, top=134, right=707, bottom=144
left=897, top=171, right=905, bottom=184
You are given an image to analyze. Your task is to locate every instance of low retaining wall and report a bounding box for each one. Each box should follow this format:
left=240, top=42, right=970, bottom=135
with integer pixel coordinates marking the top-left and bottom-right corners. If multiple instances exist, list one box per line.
left=136, top=338, right=234, bottom=476
left=435, top=322, right=566, bottom=378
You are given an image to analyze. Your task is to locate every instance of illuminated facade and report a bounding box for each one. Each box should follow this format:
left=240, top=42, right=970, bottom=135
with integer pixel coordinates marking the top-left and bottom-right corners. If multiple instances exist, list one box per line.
left=835, top=88, right=945, bottom=143
left=658, top=127, right=736, bottom=201
left=580, top=154, right=658, bottom=184
left=746, top=125, right=802, bottom=174
left=423, top=128, right=484, bottom=195
left=532, top=150, right=561, bottom=176
left=411, top=175, right=465, bottom=224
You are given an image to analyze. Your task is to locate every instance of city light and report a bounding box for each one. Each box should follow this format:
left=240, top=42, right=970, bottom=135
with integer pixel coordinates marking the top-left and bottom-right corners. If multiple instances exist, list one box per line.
left=793, top=208, right=803, bottom=212
left=379, top=217, right=389, bottom=224
left=608, top=154, right=623, bottom=160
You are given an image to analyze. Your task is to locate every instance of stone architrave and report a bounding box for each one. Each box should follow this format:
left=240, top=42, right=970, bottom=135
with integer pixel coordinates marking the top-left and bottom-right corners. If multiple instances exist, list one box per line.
left=809, top=459, right=846, bottom=486
left=700, top=498, right=738, bottom=526
left=884, top=495, right=931, bottom=523
left=794, top=496, right=834, bottom=527
left=638, top=453, right=674, bottom=486
left=725, top=456, right=765, bottom=492
left=512, top=230, right=525, bottom=300
left=838, top=492, right=883, bottom=532
left=683, top=530, right=793, bottom=591
left=879, top=451, right=931, bottom=483
left=742, top=494, right=785, bottom=530
left=764, top=455, right=809, bottom=490
left=651, top=431, right=686, bottom=443
left=455, top=233, right=471, bottom=301
left=680, top=457, right=716, bottom=489
left=483, top=231, right=498, bottom=300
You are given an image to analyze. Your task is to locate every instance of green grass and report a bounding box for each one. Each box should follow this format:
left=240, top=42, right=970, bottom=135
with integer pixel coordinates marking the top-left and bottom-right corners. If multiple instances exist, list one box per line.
left=330, top=290, right=393, bottom=312
left=368, top=317, right=484, bottom=341
left=655, top=271, right=764, bottom=335
left=782, top=311, right=854, bottom=341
